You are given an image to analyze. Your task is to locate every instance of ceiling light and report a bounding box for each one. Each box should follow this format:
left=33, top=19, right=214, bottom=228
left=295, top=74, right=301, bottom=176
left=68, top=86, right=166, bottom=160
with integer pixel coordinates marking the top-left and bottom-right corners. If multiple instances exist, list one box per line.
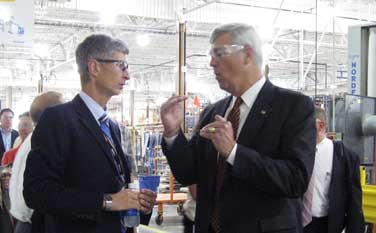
left=100, top=11, right=116, bottom=25
left=0, top=6, right=12, bottom=21
left=137, top=34, right=150, bottom=47
left=33, top=44, right=49, bottom=58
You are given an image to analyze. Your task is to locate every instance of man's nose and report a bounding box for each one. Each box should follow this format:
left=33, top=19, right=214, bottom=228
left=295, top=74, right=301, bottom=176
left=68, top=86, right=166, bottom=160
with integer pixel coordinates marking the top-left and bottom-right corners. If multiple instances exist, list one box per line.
left=209, top=56, right=218, bottom=67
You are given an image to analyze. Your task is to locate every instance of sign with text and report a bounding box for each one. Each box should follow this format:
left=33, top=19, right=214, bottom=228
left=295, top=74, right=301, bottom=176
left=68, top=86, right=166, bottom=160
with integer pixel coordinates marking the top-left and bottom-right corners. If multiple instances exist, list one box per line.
left=0, top=0, right=34, bottom=44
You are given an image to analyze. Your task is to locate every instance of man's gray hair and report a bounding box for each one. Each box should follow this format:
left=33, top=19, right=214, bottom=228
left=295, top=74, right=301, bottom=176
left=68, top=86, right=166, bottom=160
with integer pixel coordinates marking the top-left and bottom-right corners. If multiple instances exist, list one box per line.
left=210, top=23, right=263, bottom=69
left=75, top=34, right=129, bottom=84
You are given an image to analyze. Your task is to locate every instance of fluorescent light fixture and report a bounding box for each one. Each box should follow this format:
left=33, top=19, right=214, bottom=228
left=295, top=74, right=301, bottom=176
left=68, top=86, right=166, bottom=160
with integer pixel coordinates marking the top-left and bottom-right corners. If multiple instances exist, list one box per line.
left=100, top=11, right=116, bottom=25
left=33, top=43, right=49, bottom=58
left=16, top=59, right=28, bottom=69
left=137, top=34, right=150, bottom=47
left=0, top=6, right=12, bottom=21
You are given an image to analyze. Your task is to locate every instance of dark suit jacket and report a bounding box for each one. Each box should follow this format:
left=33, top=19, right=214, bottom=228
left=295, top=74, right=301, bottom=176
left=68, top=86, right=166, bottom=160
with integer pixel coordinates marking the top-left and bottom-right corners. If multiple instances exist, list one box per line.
left=162, top=80, right=316, bottom=233
left=23, top=95, right=149, bottom=233
left=0, top=193, right=13, bottom=233
left=0, top=129, right=19, bottom=161
left=327, top=141, right=364, bottom=233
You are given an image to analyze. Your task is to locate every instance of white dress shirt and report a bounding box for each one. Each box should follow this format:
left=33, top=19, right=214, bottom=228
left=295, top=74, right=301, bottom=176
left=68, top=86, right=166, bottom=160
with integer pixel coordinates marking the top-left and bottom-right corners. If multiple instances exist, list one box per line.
left=311, top=137, right=334, bottom=217
left=79, top=91, right=106, bottom=124
left=9, top=133, right=33, bottom=222
left=164, top=76, right=266, bottom=166
left=1, top=128, right=12, bottom=151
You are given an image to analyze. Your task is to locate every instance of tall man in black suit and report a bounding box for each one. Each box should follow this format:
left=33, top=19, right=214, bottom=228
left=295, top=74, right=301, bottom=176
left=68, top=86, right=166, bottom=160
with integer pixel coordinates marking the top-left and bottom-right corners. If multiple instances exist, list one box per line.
left=160, top=23, right=316, bottom=233
left=302, top=106, right=364, bottom=233
left=0, top=108, right=19, bottom=160
left=23, top=34, right=157, bottom=233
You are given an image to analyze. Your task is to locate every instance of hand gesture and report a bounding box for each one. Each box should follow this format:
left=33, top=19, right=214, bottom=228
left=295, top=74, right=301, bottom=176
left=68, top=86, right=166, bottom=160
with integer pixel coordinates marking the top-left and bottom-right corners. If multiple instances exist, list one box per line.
left=138, top=189, right=157, bottom=214
left=160, top=95, right=188, bottom=137
left=199, top=115, right=236, bottom=158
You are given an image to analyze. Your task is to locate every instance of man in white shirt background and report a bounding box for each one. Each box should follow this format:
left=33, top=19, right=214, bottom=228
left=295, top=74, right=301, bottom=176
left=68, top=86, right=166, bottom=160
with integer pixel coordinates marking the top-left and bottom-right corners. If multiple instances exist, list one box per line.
left=303, top=106, right=364, bottom=233
left=9, top=91, right=64, bottom=233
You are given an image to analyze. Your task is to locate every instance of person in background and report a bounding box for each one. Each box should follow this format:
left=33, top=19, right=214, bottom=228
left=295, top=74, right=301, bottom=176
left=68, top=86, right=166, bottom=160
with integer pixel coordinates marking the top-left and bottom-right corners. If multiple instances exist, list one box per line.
left=183, top=184, right=196, bottom=233
left=12, top=112, right=33, bottom=149
left=0, top=108, right=19, bottom=161
left=119, top=123, right=137, bottom=180
left=9, top=91, right=64, bottom=233
left=0, top=164, right=13, bottom=233
left=23, top=34, right=156, bottom=233
left=160, top=23, right=316, bottom=233
left=1, top=113, right=33, bottom=166
left=302, top=106, right=364, bottom=233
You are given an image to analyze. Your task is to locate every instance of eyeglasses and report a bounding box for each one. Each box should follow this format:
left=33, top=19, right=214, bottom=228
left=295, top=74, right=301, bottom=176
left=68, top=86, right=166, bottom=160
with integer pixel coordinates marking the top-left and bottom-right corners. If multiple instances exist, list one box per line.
left=95, top=59, right=129, bottom=72
left=1, top=172, right=11, bottom=178
left=209, top=44, right=245, bottom=59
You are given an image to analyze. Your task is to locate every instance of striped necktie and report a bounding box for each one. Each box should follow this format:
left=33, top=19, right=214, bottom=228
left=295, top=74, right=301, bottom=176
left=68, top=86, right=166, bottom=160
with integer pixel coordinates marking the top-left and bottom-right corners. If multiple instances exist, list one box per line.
left=99, top=113, right=126, bottom=185
left=99, top=114, right=130, bottom=233
left=211, top=97, right=243, bottom=233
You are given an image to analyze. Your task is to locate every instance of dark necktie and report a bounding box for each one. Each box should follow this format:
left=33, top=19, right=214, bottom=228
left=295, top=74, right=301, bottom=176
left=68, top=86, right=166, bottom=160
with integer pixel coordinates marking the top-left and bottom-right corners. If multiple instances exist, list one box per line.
left=99, top=113, right=126, bottom=185
left=211, top=97, right=243, bottom=233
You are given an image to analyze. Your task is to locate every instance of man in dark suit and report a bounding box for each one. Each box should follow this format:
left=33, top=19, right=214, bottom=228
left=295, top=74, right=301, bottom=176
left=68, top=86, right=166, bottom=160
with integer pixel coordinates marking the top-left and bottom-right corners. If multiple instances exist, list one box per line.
left=0, top=108, right=19, bottom=160
left=160, top=23, right=316, bottom=233
left=302, top=106, right=364, bottom=233
left=23, top=34, right=157, bottom=233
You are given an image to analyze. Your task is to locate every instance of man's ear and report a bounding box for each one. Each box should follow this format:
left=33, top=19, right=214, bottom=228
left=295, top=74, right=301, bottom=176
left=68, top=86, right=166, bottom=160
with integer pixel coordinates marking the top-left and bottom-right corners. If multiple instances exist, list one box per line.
left=320, top=121, right=326, bottom=132
left=87, top=59, right=99, bottom=76
left=243, top=47, right=254, bottom=64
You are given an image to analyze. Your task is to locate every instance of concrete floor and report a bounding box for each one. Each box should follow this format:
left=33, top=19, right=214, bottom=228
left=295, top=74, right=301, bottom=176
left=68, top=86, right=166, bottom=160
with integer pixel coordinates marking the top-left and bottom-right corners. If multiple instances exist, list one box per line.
left=146, top=204, right=185, bottom=233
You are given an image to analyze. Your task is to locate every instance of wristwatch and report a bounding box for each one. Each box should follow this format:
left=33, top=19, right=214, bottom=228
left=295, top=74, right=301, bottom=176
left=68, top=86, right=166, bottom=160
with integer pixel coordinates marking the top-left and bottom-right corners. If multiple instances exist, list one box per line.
left=103, top=194, right=113, bottom=211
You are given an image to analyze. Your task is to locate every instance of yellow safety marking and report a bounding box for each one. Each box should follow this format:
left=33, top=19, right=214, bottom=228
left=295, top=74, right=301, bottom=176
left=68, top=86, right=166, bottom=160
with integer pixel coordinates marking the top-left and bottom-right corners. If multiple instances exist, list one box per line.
left=139, top=224, right=168, bottom=233
left=363, top=184, right=376, bottom=223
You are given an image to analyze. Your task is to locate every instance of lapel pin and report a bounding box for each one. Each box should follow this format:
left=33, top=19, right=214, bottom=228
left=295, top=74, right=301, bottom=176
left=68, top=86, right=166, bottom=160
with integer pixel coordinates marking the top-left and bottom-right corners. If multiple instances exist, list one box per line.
left=260, top=110, right=267, bottom=115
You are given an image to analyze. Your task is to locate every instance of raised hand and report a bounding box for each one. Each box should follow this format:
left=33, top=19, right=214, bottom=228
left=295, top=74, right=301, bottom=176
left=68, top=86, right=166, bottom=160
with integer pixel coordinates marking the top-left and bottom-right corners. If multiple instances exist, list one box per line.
left=199, top=115, right=236, bottom=159
left=160, top=95, right=188, bottom=137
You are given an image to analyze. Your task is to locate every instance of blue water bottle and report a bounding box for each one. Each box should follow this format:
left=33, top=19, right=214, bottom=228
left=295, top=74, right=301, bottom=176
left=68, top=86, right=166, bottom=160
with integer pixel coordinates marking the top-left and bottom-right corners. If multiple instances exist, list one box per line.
left=122, top=182, right=140, bottom=228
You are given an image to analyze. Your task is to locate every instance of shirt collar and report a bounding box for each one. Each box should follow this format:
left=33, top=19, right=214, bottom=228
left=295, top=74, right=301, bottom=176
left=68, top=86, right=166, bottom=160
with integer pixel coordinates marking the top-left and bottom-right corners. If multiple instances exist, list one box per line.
left=232, top=76, right=266, bottom=107
left=79, top=91, right=106, bottom=124
left=0, top=127, right=11, bottom=134
left=316, top=136, right=330, bottom=150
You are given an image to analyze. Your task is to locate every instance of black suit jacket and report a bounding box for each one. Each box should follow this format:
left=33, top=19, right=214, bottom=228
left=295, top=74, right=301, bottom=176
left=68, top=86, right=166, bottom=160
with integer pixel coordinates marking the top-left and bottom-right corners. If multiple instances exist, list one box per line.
left=0, top=129, right=19, bottom=161
left=162, top=81, right=316, bottom=233
left=327, top=141, right=364, bottom=233
left=24, top=95, right=149, bottom=233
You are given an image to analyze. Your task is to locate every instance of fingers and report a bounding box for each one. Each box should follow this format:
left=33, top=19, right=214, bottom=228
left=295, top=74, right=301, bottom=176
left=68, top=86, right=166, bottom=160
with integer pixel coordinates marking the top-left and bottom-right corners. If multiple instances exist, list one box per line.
left=214, top=114, right=226, bottom=122
left=161, top=95, right=188, bottom=111
left=138, top=189, right=157, bottom=214
left=112, top=189, right=140, bottom=211
left=200, top=115, right=232, bottom=139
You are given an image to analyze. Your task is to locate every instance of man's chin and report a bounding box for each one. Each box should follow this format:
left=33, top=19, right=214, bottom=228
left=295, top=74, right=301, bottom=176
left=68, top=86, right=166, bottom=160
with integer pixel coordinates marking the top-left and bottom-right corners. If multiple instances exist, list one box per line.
left=217, top=82, right=228, bottom=92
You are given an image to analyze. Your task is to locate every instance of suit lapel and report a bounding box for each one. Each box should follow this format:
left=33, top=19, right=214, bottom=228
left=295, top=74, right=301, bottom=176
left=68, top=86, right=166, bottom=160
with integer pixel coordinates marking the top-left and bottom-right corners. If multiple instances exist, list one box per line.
left=207, top=96, right=232, bottom=156
left=11, top=130, right=18, bottom=146
left=327, top=141, right=341, bottom=230
left=109, top=121, right=130, bottom=184
left=237, top=81, right=273, bottom=146
left=72, top=95, right=121, bottom=179
left=206, top=97, right=232, bottom=196
left=0, top=133, right=5, bottom=153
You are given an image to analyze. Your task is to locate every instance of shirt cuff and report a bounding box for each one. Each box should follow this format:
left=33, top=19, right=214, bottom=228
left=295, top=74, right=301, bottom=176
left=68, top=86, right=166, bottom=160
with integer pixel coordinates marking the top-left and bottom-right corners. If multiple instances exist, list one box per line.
left=226, top=143, right=237, bottom=165
left=163, top=134, right=178, bottom=149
